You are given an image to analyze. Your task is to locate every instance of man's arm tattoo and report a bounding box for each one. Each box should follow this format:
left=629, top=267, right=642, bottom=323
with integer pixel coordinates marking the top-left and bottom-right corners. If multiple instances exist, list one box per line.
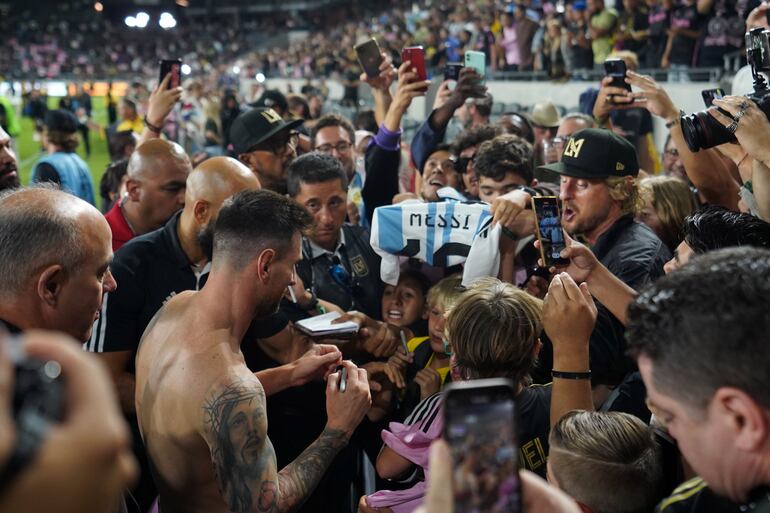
left=203, top=379, right=348, bottom=513
left=271, top=427, right=348, bottom=512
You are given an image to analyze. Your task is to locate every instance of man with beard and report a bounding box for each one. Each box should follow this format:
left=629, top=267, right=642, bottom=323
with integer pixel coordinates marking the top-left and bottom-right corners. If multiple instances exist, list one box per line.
left=134, top=189, right=371, bottom=513
left=536, top=128, right=670, bottom=389
left=0, top=127, right=19, bottom=191
left=87, top=156, right=261, bottom=512
left=232, top=107, right=302, bottom=194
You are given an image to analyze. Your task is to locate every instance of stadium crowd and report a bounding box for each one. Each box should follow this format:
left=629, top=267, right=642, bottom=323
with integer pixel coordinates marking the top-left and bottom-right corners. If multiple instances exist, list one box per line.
left=2, top=1, right=770, bottom=513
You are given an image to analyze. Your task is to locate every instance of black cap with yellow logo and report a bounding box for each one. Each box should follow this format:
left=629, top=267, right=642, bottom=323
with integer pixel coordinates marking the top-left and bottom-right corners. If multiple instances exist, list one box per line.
left=539, top=128, right=639, bottom=179
left=230, top=107, right=303, bottom=154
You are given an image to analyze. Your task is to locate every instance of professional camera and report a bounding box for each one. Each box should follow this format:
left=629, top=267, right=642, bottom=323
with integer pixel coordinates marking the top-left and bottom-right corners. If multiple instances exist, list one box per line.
left=1, top=335, right=63, bottom=483
left=681, top=28, right=770, bottom=152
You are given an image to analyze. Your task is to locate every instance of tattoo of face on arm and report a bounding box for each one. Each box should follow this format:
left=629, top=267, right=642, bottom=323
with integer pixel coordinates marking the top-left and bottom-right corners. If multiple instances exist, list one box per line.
left=203, top=379, right=272, bottom=513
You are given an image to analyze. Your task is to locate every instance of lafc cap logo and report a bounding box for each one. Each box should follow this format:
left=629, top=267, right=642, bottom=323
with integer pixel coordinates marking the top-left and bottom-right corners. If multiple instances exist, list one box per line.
left=563, top=138, right=585, bottom=158
left=260, top=108, right=282, bottom=124
left=616, top=162, right=625, bottom=171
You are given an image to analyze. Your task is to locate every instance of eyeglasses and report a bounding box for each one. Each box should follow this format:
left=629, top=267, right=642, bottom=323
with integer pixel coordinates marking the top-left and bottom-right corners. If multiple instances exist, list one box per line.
left=316, top=141, right=352, bottom=154
left=452, top=154, right=476, bottom=174
left=664, top=148, right=680, bottom=158
left=249, top=130, right=299, bottom=155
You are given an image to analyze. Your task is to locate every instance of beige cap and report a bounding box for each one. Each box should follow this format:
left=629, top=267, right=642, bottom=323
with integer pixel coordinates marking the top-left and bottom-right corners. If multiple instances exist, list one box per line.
left=530, top=100, right=560, bottom=128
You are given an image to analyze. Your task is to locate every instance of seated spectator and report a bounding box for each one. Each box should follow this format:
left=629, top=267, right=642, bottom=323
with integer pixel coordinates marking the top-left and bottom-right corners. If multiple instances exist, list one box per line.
left=637, top=175, right=697, bottom=252
left=31, top=110, right=95, bottom=205
left=548, top=411, right=666, bottom=513
left=99, top=158, right=129, bottom=214
left=664, top=205, right=770, bottom=273
left=105, top=139, right=191, bottom=251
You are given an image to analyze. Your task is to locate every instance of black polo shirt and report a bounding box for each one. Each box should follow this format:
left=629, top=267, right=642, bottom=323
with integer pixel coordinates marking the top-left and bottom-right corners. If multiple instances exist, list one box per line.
left=294, top=223, right=383, bottom=320
left=84, top=212, right=209, bottom=358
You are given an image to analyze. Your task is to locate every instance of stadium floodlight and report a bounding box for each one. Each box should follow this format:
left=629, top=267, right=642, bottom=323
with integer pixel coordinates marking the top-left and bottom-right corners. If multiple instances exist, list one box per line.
left=181, top=64, right=192, bottom=76
left=159, top=12, right=177, bottom=29
left=256, top=73, right=266, bottom=83
left=135, top=12, right=149, bottom=28
left=232, top=65, right=241, bottom=74
left=124, top=16, right=137, bottom=27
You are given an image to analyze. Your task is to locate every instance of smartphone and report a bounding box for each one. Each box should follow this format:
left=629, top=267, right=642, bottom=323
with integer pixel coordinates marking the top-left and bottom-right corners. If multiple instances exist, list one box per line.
left=464, top=50, right=486, bottom=83
left=603, top=58, right=631, bottom=93
left=532, top=196, right=569, bottom=267
left=444, top=62, right=463, bottom=81
left=402, top=46, right=428, bottom=92
left=701, top=88, right=725, bottom=108
left=402, top=46, right=427, bottom=79
left=355, top=38, right=383, bottom=78
left=159, top=59, right=182, bottom=89
left=444, top=379, right=521, bottom=513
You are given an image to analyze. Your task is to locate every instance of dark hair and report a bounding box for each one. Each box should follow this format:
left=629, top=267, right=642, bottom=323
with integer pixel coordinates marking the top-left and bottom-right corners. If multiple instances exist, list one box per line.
left=398, top=268, right=431, bottom=297
left=682, top=206, right=770, bottom=255
left=354, top=109, right=379, bottom=134
left=627, top=247, right=770, bottom=410
left=99, top=159, right=128, bottom=213
left=287, top=152, right=349, bottom=197
left=213, top=189, right=312, bottom=270
left=108, top=130, right=137, bottom=161
left=450, top=124, right=501, bottom=155
left=473, top=134, right=534, bottom=183
left=46, top=130, right=79, bottom=152
left=287, top=94, right=310, bottom=119
left=310, top=113, right=355, bottom=149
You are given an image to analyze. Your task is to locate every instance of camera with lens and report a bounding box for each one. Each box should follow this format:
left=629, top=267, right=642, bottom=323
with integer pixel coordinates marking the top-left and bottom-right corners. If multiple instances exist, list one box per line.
left=681, top=28, right=770, bottom=152
left=0, top=335, right=63, bottom=487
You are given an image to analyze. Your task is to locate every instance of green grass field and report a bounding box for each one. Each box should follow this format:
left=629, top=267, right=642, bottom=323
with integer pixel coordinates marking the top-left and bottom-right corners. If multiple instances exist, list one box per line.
left=16, top=96, right=112, bottom=209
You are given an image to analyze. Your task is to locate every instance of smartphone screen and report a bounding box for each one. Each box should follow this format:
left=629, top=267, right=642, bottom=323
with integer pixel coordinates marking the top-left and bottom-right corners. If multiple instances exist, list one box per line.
left=444, top=62, right=463, bottom=81
left=701, top=88, right=725, bottom=108
left=355, top=39, right=383, bottom=77
left=444, top=380, right=521, bottom=513
left=159, top=59, right=182, bottom=89
left=464, top=51, right=486, bottom=84
left=603, top=58, right=631, bottom=92
left=532, top=196, right=569, bottom=267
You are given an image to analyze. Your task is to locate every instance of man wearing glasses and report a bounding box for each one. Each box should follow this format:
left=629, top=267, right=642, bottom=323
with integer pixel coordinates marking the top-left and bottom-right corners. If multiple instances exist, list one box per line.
left=231, top=107, right=303, bottom=194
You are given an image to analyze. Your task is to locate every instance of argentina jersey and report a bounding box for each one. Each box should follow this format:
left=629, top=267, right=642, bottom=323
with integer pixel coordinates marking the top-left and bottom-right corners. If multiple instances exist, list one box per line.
left=370, top=200, right=501, bottom=286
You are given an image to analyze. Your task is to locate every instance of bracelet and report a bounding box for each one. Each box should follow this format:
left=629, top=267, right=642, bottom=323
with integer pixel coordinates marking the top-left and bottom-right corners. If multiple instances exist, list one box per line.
left=665, top=111, right=684, bottom=129
left=143, top=115, right=163, bottom=133
left=551, top=370, right=592, bottom=380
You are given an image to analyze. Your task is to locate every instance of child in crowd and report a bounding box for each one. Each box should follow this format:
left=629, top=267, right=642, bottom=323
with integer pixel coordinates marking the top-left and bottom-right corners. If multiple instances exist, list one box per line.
left=380, top=268, right=431, bottom=337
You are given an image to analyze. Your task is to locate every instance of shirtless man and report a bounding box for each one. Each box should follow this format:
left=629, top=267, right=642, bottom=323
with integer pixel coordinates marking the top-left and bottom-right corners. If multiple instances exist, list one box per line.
left=135, top=189, right=372, bottom=513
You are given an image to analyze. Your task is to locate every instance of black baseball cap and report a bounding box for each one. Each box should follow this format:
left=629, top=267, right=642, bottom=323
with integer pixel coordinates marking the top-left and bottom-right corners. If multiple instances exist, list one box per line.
left=44, top=109, right=78, bottom=133
left=230, top=107, right=303, bottom=154
left=539, top=128, right=639, bottom=179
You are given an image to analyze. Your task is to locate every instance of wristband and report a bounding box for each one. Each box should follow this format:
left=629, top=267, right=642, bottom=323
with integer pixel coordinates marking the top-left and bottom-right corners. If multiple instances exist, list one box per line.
left=551, top=370, right=592, bottom=380
left=143, top=116, right=163, bottom=133
left=299, top=289, right=319, bottom=311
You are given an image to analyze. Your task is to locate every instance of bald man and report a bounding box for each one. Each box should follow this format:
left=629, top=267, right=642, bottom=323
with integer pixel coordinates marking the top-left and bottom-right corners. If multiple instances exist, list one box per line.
left=104, top=138, right=191, bottom=251
left=0, top=187, right=116, bottom=341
